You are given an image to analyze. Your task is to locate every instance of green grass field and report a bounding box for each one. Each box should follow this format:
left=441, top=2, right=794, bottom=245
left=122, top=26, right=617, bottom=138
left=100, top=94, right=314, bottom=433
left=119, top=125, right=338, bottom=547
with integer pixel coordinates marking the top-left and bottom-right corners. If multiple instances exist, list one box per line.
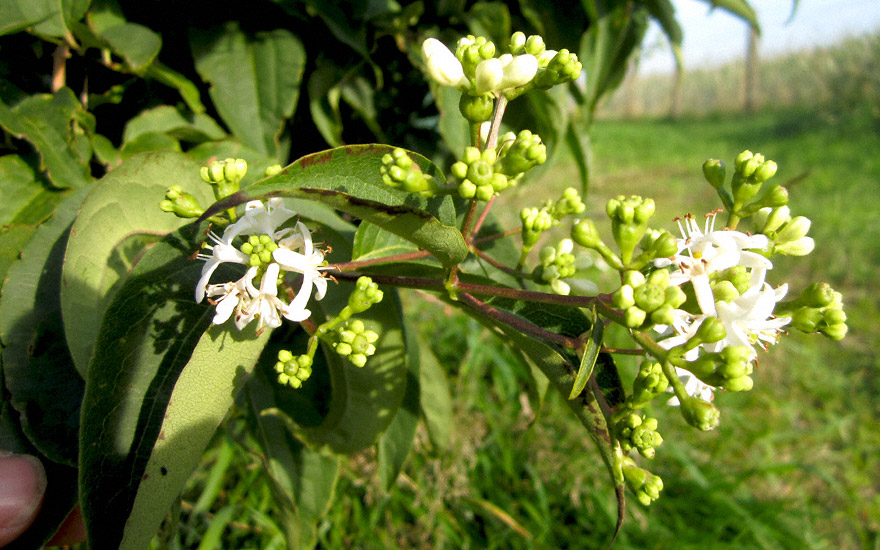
left=164, top=106, right=879, bottom=549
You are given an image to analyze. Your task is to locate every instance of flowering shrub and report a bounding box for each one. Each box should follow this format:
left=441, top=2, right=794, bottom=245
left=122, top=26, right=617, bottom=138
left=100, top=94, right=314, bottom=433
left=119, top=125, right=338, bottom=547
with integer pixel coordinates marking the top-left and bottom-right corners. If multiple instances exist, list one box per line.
left=0, top=2, right=850, bottom=548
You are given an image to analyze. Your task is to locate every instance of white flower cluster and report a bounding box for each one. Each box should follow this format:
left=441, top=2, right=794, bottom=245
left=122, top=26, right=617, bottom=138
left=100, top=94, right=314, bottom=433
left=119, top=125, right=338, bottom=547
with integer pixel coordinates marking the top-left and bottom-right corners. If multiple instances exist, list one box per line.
left=655, top=213, right=791, bottom=402
left=195, top=198, right=328, bottom=331
left=421, top=37, right=538, bottom=95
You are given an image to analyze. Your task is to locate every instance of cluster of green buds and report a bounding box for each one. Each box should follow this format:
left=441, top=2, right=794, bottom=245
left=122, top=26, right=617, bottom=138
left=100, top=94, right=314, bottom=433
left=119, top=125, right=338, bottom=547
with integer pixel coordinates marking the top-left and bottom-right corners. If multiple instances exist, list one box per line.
left=509, top=31, right=583, bottom=92
left=703, top=151, right=789, bottom=227
left=778, top=282, right=847, bottom=340
left=422, top=32, right=582, bottom=123
left=615, top=412, right=663, bottom=459
left=679, top=395, right=721, bottom=432
left=495, top=130, right=547, bottom=177
left=611, top=269, right=686, bottom=329
left=380, top=148, right=436, bottom=196
left=519, top=187, right=584, bottom=262
left=622, top=456, right=664, bottom=506
left=628, top=360, right=669, bottom=409
left=753, top=206, right=815, bottom=256
left=329, top=319, right=379, bottom=368
left=451, top=146, right=510, bottom=201
left=159, top=185, right=203, bottom=219
left=200, top=157, right=247, bottom=200
left=275, top=350, right=313, bottom=389
left=571, top=196, right=678, bottom=272
left=685, top=345, right=754, bottom=392
left=240, top=234, right=280, bottom=269
left=535, top=239, right=576, bottom=295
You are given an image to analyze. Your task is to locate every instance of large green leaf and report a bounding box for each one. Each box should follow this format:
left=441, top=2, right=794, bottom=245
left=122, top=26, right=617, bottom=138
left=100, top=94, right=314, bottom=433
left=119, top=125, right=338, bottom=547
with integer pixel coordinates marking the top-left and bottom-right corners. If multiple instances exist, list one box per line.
left=0, top=88, right=93, bottom=190
left=100, top=22, right=162, bottom=70
left=703, top=0, right=760, bottom=32
left=415, top=330, right=453, bottom=452
left=78, top=227, right=271, bottom=549
left=0, top=187, right=90, bottom=466
left=0, top=0, right=90, bottom=38
left=61, top=151, right=212, bottom=376
left=191, top=24, right=306, bottom=160
left=123, top=105, right=226, bottom=145
left=202, top=145, right=467, bottom=266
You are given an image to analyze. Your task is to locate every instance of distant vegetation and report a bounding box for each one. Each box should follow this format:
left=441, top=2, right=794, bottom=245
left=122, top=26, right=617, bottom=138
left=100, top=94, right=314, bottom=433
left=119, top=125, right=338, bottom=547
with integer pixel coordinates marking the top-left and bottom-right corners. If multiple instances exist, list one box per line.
left=598, top=31, right=880, bottom=124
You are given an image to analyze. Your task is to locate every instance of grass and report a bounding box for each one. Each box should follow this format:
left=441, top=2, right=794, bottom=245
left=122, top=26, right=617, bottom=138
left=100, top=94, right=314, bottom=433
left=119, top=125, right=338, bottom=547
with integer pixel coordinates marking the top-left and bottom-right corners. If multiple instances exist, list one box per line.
left=160, top=106, right=880, bottom=549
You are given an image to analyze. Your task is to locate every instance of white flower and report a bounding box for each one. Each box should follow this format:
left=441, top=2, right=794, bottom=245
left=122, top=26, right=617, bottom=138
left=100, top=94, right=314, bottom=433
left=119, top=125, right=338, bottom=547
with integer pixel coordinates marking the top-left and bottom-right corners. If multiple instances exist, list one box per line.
left=712, top=282, right=791, bottom=359
left=236, top=263, right=295, bottom=330
left=498, top=53, right=538, bottom=89
left=273, top=221, right=328, bottom=321
left=204, top=269, right=252, bottom=325
left=656, top=213, right=772, bottom=316
left=195, top=231, right=250, bottom=303
left=196, top=199, right=328, bottom=329
left=223, top=198, right=297, bottom=243
left=422, top=38, right=469, bottom=88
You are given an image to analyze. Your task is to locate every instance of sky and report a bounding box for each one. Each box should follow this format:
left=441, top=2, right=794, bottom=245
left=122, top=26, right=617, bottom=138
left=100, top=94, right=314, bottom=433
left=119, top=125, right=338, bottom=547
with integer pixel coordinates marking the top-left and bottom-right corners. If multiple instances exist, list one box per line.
left=639, top=0, right=880, bottom=74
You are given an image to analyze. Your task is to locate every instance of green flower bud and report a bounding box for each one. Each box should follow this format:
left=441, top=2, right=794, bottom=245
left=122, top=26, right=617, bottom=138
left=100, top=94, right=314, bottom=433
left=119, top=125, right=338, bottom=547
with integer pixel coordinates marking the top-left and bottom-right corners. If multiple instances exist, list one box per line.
left=694, top=317, right=726, bottom=344
left=458, top=179, right=477, bottom=198
left=622, top=270, right=646, bottom=288
left=790, top=306, right=823, bottom=332
left=664, top=285, right=687, bottom=309
left=475, top=183, right=495, bottom=201
left=451, top=161, right=468, bottom=180
left=735, top=150, right=754, bottom=171
left=821, top=323, right=848, bottom=341
left=571, top=218, right=602, bottom=249
left=803, top=282, right=836, bottom=308
left=702, top=159, right=726, bottom=189
left=509, top=31, right=526, bottom=54
left=650, top=304, right=676, bottom=326
left=612, top=285, right=636, bottom=310
left=724, top=375, right=754, bottom=392
left=754, top=160, right=777, bottom=183
left=634, top=284, right=665, bottom=313
left=265, top=164, right=283, bottom=177
left=776, top=237, right=815, bottom=256
left=625, top=306, right=647, bottom=328
left=525, top=34, right=545, bottom=56
left=711, top=280, right=740, bottom=303
left=777, top=216, right=811, bottom=243
left=460, top=92, right=495, bottom=122
left=680, top=397, right=720, bottom=431
left=348, top=277, right=383, bottom=313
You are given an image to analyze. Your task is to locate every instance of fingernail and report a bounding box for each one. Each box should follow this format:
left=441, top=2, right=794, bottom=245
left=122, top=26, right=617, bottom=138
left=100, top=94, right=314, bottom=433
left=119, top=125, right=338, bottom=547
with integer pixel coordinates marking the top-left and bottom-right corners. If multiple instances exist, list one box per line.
left=0, top=453, right=47, bottom=546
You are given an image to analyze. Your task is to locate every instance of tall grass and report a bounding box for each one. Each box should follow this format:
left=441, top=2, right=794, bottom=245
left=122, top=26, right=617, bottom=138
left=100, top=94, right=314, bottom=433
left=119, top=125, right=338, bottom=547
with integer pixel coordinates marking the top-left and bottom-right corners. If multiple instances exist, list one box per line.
left=599, top=31, right=880, bottom=124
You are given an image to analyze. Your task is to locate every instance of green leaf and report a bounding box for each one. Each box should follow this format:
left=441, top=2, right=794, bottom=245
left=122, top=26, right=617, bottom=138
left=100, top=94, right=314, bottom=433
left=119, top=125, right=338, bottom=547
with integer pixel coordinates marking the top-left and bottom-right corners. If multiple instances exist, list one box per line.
left=352, top=221, right=422, bottom=264
left=78, top=227, right=271, bottom=550
left=307, top=64, right=344, bottom=148
left=202, top=145, right=467, bottom=266
left=0, top=88, right=93, bottom=189
left=120, top=131, right=181, bottom=158
left=415, top=329, right=452, bottom=452
left=0, top=187, right=91, bottom=466
left=1, top=0, right=90, bottom=39
left=60, top=151, right=213, bottom=376
left=191, top=24, right=306, bottom=160
left=568, top=308, right=603, bottom=400
left=0, top=155, right=44, bottom=225
left=645, top=0, right=683, bottom=46
left=100, top=22, right=162, bottom=70
left=143, top=62, right=206, bottom=114
left=119, top=323, right=272, bottom=550
left=704, top=0, right=760, bottom=32
left=436, top=86, right=469, bottom=158
left=123, top=105, right=226, bottom=144
left=377, top=320, right=421, bottom=491
left=0, top=226, right=37, bottom=290
left=466, top=2, right=511, bottom=48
